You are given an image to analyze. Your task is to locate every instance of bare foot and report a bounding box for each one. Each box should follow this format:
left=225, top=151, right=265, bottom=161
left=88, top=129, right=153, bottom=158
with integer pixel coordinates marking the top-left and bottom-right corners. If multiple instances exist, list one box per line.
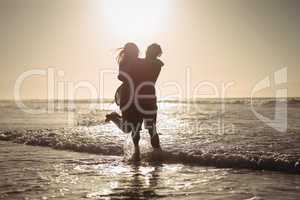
left=131, top=147, right=141, bottom=162
left=150, top=134, right=161, bottom=149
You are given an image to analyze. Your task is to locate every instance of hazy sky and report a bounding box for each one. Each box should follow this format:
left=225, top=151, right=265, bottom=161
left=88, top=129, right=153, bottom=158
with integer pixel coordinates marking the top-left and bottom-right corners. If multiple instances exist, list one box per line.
left=0, top=0, right=299, bottom=100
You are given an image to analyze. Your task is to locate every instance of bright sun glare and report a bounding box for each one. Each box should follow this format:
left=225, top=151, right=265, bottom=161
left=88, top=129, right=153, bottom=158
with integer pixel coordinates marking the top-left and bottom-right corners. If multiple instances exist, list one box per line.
left=101, top=0, right=169, bottom=44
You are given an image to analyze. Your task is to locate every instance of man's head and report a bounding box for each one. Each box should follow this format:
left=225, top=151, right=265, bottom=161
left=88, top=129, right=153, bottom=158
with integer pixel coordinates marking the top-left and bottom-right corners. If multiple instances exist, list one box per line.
left=146, top=43, right=162, bottom=60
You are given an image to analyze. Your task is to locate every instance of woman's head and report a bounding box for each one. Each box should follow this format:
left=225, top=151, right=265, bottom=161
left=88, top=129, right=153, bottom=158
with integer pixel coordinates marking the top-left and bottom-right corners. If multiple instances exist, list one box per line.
left=117, top=42, right=139, bottom=64
left=146, top=43, right=162, bottom=60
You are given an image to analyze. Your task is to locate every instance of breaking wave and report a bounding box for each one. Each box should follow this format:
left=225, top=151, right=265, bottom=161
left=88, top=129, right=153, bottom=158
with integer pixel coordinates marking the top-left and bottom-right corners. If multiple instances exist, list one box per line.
left=1, top=128, right=299, bottom=174
left=0, top=128, right=123, bottom=156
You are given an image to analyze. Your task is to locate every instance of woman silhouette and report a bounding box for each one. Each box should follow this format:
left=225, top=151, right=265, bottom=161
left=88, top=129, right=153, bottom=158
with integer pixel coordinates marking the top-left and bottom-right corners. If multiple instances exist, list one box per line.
left=106, top=43, right=142, bottom=158
left=106, top=43, right=163, bottom=160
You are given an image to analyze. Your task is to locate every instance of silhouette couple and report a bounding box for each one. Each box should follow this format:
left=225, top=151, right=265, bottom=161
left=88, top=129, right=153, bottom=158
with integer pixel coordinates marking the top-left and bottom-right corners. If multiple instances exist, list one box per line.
left=106, top=42, right=164, bottom=160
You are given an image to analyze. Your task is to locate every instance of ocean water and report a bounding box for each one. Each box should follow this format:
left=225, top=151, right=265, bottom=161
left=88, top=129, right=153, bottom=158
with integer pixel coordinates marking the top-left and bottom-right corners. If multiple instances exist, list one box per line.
left=0, top=98, right=300, bottom=199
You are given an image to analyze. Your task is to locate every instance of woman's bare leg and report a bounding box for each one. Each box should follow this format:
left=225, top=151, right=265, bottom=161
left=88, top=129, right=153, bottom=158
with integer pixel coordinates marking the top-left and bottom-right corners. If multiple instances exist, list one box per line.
left=131, top=126, right=141, bottom=161
left=106, top=112, right=142, bottom=160
left=106, top=112, right=132, bottom=133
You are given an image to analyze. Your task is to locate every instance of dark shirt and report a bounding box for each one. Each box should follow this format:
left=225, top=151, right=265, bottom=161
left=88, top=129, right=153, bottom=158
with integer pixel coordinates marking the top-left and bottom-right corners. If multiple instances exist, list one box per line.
left=117, top=58, right=163, bottom=112
left=137, top=58, right=164, bottom=96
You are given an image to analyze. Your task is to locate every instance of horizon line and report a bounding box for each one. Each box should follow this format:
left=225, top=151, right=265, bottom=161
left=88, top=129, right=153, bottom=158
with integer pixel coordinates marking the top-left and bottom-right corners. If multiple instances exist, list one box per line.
left=0, top=97, right=299, bottom=102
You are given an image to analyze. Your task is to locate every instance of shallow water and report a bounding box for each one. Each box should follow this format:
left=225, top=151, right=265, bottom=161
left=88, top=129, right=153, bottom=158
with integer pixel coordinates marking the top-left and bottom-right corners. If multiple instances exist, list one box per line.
left=0, top=99, right=300, bottom=199
left=1, top=141, right=300, bottom=200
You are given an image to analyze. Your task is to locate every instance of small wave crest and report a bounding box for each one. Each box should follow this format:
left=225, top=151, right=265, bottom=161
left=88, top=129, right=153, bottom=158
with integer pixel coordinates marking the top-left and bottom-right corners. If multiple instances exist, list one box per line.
left=119, top=134, right=300, bottom=174
left=261, top=98, right=300, bottom=107
left=121, top=145, right=300, bottom=174
left=1, top=128, right=299, bottom=173
left=159, top=149, right=300, bottom=173
left=0, top=128, right=123, bottom=155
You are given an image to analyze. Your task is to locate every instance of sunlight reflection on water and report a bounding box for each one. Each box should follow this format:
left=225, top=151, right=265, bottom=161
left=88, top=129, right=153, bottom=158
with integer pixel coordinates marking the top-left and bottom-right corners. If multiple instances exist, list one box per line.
left=1, top=142, right=300, bottom=200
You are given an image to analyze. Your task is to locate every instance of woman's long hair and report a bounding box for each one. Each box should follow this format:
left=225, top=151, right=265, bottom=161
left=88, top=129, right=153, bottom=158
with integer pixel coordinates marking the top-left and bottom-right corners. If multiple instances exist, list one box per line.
left=116, top=43, right=139, bottom=64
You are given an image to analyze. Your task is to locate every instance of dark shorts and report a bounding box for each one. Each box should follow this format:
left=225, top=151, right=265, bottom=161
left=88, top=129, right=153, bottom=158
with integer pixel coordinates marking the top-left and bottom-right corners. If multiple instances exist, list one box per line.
left=121, top=102, right=157, bottom=131
left=119, top=84, right=158, bottom=131
left=142, top=111, right=157, bottom=130
left=138, top=99, right=157, bottom=130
